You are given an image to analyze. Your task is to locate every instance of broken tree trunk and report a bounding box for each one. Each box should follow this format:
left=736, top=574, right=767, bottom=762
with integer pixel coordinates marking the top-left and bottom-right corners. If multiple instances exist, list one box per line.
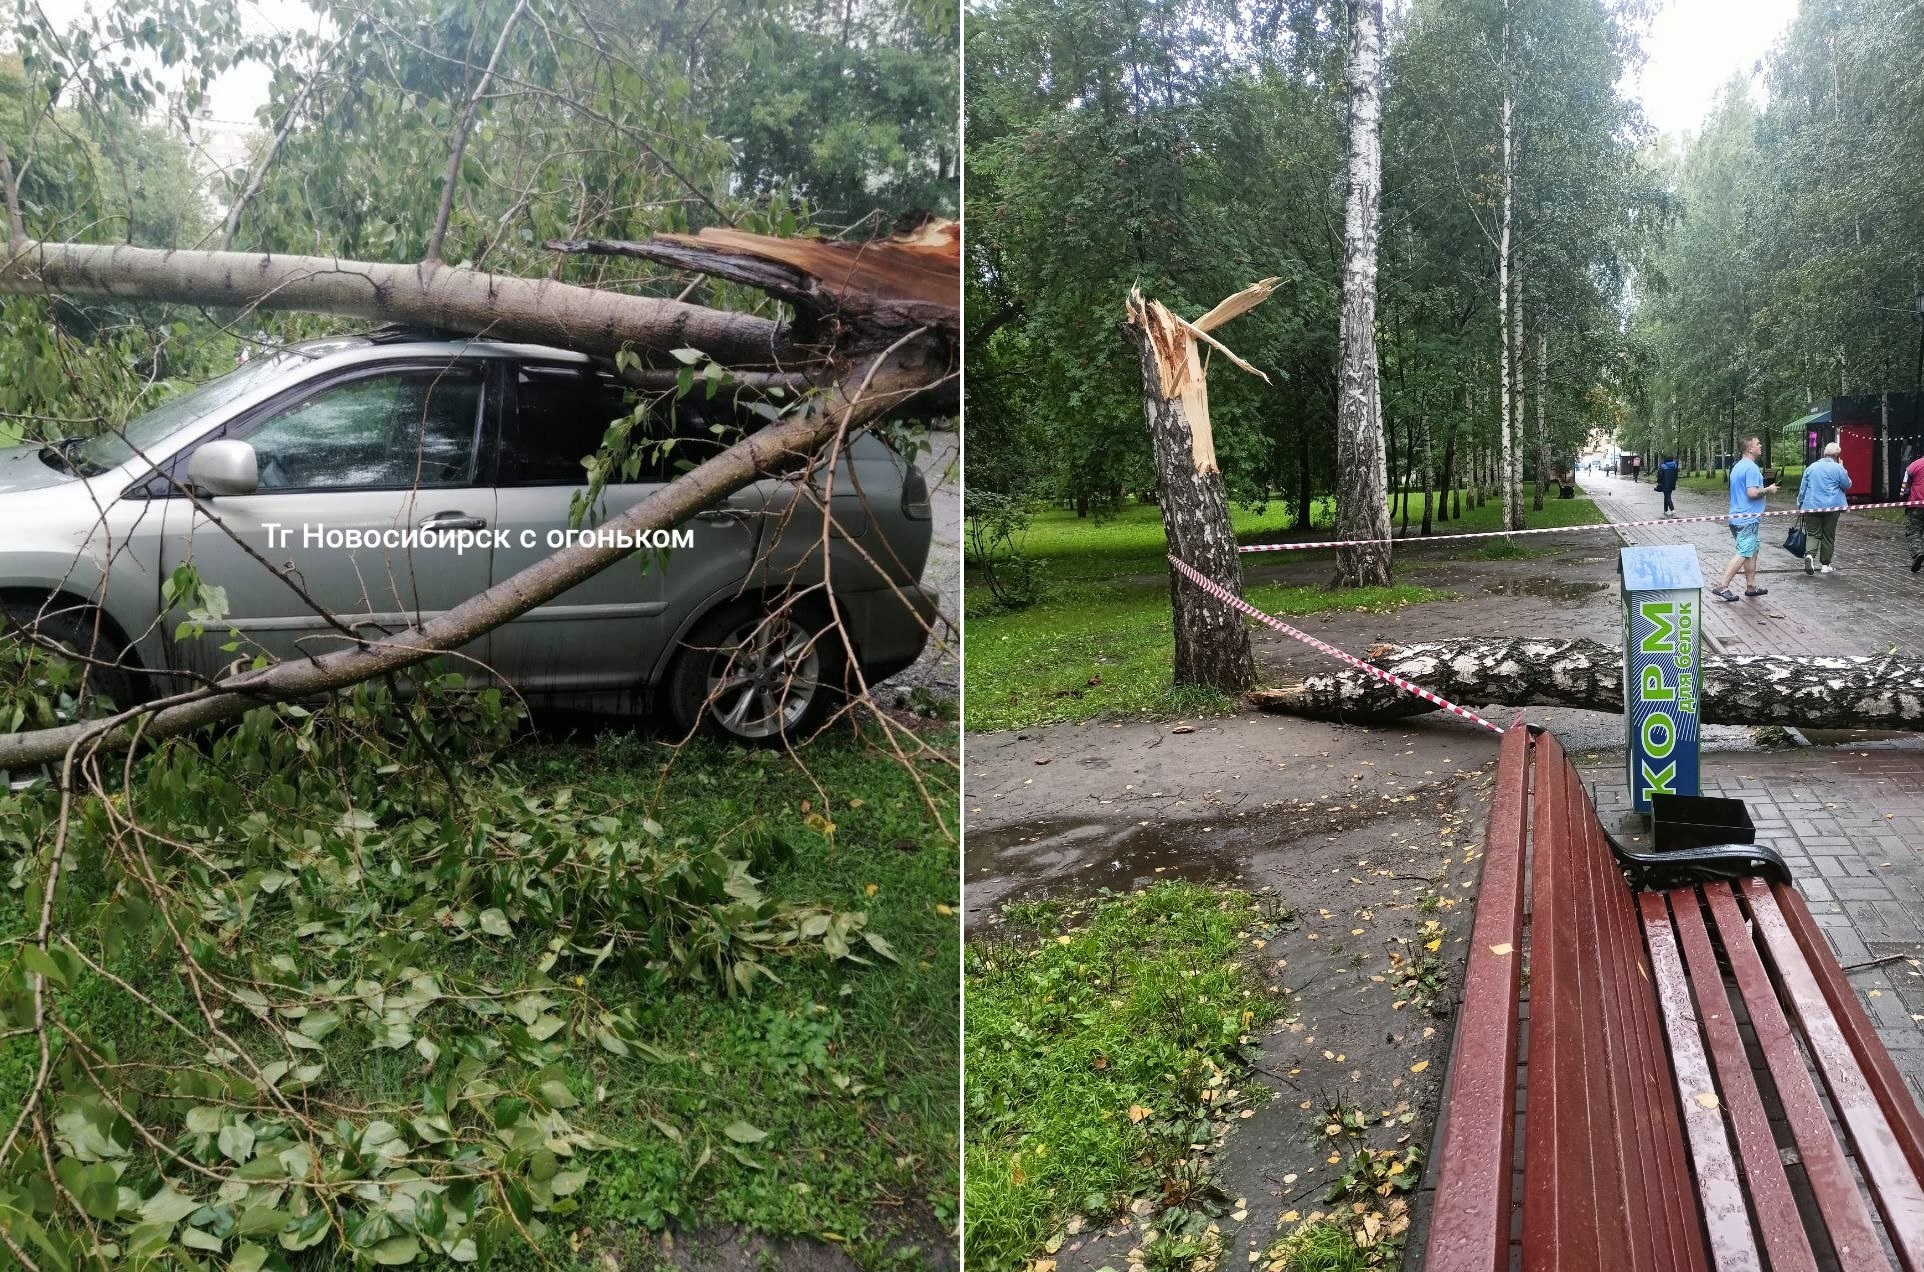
left=1335, top=0, right=1392, bottom=588
left=1125, top=281, right=1279, bottom=693
left=1249, top=637, right=1924, bottom=730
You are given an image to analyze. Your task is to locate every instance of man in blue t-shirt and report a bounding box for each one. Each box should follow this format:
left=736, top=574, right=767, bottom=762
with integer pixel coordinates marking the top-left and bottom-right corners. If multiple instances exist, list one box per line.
left=1711, top=435, right=1779, bottom=602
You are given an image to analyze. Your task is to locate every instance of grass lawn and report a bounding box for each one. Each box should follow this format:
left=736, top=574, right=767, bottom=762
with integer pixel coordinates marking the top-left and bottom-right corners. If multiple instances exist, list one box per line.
left=965, top=493, right=1604, bottom=731
left=1674, top=462, right=1806, bottom=499
left=963, top=884, right=1288, bottom=1272
left=0, top=712, right=959, bottom=1271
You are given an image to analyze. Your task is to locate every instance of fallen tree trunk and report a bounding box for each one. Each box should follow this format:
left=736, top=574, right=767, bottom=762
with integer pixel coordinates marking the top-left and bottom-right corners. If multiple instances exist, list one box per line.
left=0, top=239, right=800, bottom=367
left=1250, top=637, right=1924, bottom=729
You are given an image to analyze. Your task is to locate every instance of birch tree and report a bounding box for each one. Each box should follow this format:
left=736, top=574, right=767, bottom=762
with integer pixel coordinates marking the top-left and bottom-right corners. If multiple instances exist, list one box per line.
left=1496, top=0, right=1518, bottom=535
left=1335, top=0, right=1392, bottom=588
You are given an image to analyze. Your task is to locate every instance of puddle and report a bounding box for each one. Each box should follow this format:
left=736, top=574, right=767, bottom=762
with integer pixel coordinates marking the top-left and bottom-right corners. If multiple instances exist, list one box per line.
left=1796, top=728, right=1924, bottom=748
left=1484, top=578, right=1610, bottom=601
left=964, top=781, right=1471, bottom=926
left=964, top=816, right=1249, bottom=919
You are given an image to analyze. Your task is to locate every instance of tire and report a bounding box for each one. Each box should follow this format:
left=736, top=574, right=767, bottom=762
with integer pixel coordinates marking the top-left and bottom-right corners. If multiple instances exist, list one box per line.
left=2, top=597, right=141, bottom=722
left=662, top=600, right=845, bottom=744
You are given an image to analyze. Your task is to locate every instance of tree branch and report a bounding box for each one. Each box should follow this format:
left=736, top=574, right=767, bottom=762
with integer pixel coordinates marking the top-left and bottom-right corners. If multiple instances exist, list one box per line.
left=427, top=0, right=529, bottom=264
left=0, top=130, right=24, bottom=247
left=221, top=30, right=353, bottom=253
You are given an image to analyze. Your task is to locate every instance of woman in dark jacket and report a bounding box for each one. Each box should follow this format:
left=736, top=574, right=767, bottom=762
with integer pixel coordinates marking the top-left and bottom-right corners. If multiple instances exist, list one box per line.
left=1654, top=455, right=1680, bottom=515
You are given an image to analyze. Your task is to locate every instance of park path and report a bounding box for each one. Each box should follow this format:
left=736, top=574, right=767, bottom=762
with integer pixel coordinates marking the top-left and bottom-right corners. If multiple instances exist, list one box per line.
left=1580, top=469, right=1924, bottom=657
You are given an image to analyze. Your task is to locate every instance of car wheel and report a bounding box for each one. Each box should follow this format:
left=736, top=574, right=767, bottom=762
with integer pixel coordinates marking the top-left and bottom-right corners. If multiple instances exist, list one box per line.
left=1, top=598, right=141, bottom=725
left=663, top=600, right=845, bottom=744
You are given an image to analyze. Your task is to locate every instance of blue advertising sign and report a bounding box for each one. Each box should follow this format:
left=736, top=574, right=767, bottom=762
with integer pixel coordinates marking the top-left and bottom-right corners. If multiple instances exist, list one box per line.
left=1620, top=546, right=1702, bottom=812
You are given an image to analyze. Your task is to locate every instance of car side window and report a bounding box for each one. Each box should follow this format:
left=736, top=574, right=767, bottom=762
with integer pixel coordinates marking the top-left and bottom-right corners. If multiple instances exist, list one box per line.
left=502, top=368, right=637, bottom=486
left=240, top=369, right=483, bottom=491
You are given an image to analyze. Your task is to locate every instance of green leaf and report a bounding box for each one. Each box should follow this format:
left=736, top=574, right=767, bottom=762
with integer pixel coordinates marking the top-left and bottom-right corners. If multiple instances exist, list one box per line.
left=138, top=1180, right=200, bottom=1227
left=721, top=1120, right=767, bottom=1145
left=54, top=1158, right=119, bottom=1220
left=416, top=1190, right=447, bottom=1239
left=230, top=1241, right=270, bottom=1272
left=297, top=1009, right=342, bottom=1041
left=219, top=1119, right=257, bottom=1164
left=19, top=944, right=67, bottom=989
left=54, top=1102, right=126, bottom=1161
left=478, top=908, right=512, bottom=938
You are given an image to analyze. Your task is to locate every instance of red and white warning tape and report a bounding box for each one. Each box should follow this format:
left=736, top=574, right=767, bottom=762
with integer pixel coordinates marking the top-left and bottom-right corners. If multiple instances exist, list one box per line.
left=1167, top=554, right=1508, bottom=736
left=1236, top=497, right=1921, bottom=554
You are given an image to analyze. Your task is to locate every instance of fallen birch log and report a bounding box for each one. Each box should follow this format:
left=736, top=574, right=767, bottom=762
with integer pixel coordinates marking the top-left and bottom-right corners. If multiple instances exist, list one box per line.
left=1249, top=638, right=1924, bottom=729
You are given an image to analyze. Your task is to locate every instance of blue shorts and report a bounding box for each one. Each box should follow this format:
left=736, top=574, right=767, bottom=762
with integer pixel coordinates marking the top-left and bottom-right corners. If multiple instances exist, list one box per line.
left=1729, top=524, right=1760, bottom=558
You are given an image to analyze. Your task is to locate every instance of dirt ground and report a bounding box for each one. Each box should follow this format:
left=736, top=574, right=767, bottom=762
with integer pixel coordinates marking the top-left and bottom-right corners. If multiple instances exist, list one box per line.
left=625, top=1213, right=957, bottom=1272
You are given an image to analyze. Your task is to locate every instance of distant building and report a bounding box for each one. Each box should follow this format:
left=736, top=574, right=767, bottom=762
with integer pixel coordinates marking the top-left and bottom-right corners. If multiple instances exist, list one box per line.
left=1795, top=393, right=1924, bottom=502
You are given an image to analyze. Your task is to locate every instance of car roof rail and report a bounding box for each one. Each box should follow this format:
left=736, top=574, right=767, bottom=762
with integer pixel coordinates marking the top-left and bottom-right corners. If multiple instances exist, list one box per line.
left=360, top=322, right=483, bottom=345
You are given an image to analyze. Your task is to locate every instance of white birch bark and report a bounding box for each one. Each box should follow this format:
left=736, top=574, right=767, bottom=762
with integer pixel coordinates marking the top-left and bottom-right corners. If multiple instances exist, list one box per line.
left=1534, top=328, right=1549, bottom=509
left=1335, top=0, right=1392, bottom=587
left=1497, top=0, right=1517, bottom=536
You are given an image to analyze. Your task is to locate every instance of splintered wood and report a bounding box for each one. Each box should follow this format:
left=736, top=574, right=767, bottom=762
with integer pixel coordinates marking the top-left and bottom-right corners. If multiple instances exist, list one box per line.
left=547, top=217, right=960, bottom=335
left=1124, top=278, right=1278, bottom=474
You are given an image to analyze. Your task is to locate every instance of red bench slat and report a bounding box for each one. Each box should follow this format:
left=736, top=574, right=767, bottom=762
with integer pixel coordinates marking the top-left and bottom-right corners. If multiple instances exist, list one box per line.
left=1640, top=891, right=1766, bottom=1271
left=1426, top=724, right=1531, bottom=1272
left=1523, top=736, right=1600, bottom=1267
left=1743, top=880, right=1924, bottom=1271
left=1574, top=764, right=1672, bottom=1271
left=1666, top=889, right=1819, bottom=1272
left=1594, top=831, right=1709, bottom=1272
left=1704, top=882, right=1895, bottom=1272
left=1770, top=879, right=1924, bottom=1186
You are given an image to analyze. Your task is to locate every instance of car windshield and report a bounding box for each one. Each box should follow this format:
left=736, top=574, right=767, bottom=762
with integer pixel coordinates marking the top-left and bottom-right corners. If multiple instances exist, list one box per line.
left=69, top=354, right=299, bottom=476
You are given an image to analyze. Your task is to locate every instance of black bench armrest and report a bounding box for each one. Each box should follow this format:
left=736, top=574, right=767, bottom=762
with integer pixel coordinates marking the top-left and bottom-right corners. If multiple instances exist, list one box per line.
left=1605, top=831, right=1793, bottom=892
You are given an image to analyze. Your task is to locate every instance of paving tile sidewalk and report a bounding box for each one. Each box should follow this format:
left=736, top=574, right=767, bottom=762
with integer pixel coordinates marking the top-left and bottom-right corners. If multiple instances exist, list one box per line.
left=1580, top=469, right=1924, bottom=656
left=1586, top=749, right=1924, bottom=1098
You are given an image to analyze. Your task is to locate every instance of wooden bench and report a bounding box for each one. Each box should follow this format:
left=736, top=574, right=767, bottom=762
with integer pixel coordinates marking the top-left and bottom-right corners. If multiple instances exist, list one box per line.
left=1423, top=726, right=1924, bottom=1272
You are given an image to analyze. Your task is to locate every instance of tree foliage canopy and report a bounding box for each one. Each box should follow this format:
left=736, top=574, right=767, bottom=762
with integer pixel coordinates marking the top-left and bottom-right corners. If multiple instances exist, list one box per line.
left=1631, top=0, right=1924, bottom=460
left=0, top=0, right=957, bottom=443
left=966, top=0, right=1656, bottom=526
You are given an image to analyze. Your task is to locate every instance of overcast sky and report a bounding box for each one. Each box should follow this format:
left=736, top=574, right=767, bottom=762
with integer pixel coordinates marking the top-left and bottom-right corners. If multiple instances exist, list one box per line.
left=1627, top=0, right=1801, bottom=138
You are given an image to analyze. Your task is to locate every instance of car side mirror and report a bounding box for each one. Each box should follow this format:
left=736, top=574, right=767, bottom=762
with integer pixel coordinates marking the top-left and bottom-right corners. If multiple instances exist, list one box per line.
left=187, top=439, right=259, bottom=496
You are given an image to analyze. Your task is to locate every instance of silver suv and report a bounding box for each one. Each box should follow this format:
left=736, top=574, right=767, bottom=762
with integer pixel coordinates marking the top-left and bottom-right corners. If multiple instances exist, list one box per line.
left=0, top=336, right=936, bottom=742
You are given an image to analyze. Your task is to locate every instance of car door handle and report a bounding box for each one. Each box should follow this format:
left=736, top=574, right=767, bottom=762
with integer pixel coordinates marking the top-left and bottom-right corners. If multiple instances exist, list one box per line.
left=419, top=511, right=487, bottom=532
left=694, top=507, right=750, bottom=523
